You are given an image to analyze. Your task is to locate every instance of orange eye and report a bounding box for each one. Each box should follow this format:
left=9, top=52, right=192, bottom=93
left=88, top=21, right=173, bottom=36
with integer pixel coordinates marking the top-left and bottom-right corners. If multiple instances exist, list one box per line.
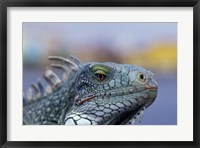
left=95, top=73, right=106, bottom=81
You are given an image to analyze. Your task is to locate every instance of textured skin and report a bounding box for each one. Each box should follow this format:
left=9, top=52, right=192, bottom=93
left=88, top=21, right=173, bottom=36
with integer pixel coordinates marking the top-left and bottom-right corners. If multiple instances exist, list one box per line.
left=23, top=61, right=158, bottom=125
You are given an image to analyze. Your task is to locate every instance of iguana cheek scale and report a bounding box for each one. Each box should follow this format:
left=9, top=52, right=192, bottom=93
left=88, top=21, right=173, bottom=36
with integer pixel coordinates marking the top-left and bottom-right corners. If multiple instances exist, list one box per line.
left=23, top=56, right=158, bottom=125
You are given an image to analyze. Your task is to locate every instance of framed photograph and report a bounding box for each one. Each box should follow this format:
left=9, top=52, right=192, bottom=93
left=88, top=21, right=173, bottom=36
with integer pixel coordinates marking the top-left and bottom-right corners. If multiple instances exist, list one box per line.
left=0, top=0, right=199, bottom=147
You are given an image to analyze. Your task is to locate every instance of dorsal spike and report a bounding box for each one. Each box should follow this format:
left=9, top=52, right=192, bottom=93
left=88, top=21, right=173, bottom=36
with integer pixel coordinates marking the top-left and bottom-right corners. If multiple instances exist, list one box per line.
left=37, top=79, right=46, bottom=96
left=69, top=55, right=81, bottom=66
left=26, top=88, right=33, bottom=101
left=23, top=92, right=27, bottom=104
left=62, top=73, right=69, bottom=80
left=48, top=56, right=79, bottom=70
left=45, top=85, right=53, bottom=94
left=50, top=63, right=69, bottom=72
left=50, top=63, right=70, bottom=80
left=24, top=55, right=80, bottom=104
left=43, top=68, right=61, bottom=89
left=31, top=83, right=41, bottom=99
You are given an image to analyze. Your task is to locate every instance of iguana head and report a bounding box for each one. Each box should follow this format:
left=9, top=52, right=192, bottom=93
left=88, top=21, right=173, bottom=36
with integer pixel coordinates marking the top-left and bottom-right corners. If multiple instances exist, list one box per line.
left=23, top=56, right=158, bottom=125
left=64, top=62, right=158, bottom=125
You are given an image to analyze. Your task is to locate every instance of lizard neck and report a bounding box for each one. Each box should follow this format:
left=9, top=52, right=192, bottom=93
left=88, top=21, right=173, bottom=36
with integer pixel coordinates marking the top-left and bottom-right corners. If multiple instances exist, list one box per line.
left=23, top=76, right=76, bottom=125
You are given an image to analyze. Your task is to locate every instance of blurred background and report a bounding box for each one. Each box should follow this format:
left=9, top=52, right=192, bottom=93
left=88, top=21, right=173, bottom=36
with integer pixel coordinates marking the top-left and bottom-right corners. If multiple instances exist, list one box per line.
left=23, top=22, right=177, bottom=125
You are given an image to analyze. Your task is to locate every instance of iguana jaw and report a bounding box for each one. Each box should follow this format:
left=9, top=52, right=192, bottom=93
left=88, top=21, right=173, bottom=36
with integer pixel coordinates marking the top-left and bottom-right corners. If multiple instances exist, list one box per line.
left=64, top=87, right=157, bottom=125
left=104, top=88, right=158, bottom=125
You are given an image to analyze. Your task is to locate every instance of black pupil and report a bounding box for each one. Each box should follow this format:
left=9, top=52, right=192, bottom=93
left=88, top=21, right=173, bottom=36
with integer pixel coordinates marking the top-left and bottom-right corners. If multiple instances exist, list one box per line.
left=95, top=74, right=106, bottom=81
left=140, top=74, right=144, bottom=79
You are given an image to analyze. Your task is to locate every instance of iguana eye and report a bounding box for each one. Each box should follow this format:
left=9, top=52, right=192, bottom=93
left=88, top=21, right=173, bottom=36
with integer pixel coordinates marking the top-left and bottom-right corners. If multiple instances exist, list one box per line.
left=94, top=70, right=107, bottom=82
left=95, top=73, right=106, bottom=81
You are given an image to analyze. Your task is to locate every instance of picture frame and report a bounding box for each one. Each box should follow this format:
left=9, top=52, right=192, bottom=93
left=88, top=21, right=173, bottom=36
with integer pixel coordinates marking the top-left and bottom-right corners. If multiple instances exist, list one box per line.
left=0, top=0, right=199, bottom=147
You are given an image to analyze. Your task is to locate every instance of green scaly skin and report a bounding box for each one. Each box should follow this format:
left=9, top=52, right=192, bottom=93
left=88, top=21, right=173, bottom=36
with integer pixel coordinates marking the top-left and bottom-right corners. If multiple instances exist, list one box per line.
left=23, top=59, right=158, bottom=125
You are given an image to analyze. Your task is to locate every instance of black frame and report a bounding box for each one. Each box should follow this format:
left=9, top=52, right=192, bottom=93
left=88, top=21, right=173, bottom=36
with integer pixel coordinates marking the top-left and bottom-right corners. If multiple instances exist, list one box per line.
left=0, top=0, right=199, bottom=148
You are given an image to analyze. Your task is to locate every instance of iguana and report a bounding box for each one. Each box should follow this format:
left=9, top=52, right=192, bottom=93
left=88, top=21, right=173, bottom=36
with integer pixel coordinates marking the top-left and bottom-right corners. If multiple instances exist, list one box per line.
left=23, top=56, right=158, bottom=125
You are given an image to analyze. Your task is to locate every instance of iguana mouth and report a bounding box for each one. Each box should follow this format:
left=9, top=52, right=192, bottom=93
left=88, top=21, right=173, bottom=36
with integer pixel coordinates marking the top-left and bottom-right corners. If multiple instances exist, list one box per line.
left=75, top=95, right=96, bottom=105
left=75, top=85, right=158, bottom=106
left=145, top=86, right=158, bottom=90
left=145, top=85, right=158, bottom=90
left=145, top=78, right=158, bottom=90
